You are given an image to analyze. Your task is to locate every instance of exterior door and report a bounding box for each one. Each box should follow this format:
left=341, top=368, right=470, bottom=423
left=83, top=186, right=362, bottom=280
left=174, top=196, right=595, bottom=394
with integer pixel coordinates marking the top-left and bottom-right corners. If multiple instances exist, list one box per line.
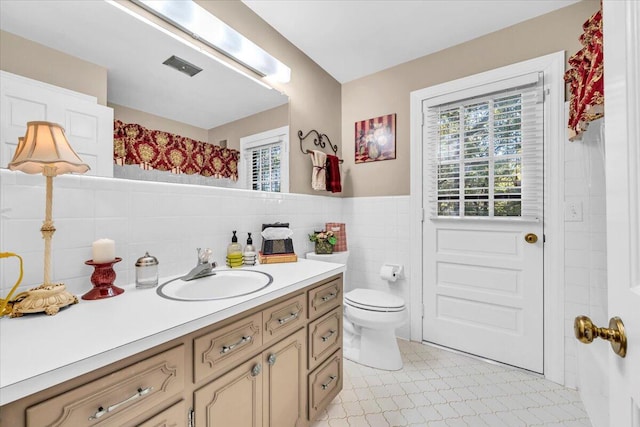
left=420, top=69, right=547, bottom=373
left=603, top=2, right=640, bottom=426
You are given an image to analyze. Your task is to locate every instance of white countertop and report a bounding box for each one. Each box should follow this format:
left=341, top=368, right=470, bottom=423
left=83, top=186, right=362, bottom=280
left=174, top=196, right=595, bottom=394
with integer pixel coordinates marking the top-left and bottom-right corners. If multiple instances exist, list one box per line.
left=0, top=259, right=345, bottom=406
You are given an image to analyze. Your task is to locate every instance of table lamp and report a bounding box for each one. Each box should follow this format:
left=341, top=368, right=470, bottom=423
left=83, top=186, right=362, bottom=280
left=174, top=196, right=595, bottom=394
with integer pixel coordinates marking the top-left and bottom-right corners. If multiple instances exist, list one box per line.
left=6, top=121, right=90, bottom=316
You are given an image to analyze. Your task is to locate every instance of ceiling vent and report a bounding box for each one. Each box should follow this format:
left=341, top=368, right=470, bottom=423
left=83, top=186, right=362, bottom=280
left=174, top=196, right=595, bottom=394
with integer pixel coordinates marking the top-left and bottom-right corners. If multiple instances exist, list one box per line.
left=162, top=55, right=202, bottom=77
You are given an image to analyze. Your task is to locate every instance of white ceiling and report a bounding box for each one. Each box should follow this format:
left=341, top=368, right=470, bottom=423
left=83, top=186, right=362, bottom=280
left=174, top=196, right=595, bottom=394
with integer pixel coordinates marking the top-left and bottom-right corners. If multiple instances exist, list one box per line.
left=243, top=0, right=580, bottom=83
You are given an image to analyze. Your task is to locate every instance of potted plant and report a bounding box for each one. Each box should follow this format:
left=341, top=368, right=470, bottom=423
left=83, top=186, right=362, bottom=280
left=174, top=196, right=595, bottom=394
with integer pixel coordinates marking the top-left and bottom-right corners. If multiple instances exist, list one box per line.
left=309, top=230, right=337, bottom=254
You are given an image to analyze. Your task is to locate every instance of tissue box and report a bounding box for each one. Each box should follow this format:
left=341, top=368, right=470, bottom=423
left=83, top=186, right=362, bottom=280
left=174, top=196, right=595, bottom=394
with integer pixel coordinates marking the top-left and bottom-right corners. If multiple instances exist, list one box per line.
left=261, top=223, right=295, bottom=255
left=326, top=222, right=347, bottom=252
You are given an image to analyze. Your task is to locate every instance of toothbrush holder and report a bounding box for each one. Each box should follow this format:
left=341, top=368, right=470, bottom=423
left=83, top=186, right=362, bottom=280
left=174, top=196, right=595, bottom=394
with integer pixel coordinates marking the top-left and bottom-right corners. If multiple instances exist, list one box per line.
left=82, top=257, right=124, bottom=300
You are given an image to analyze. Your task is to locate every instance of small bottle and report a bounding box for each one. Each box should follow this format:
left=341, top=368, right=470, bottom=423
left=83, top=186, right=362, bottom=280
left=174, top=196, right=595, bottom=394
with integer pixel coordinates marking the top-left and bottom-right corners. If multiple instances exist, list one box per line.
left=244, top=233, right=256, bottom=266
left=135, top=251, right=159, bottom=288
left=226, top=231, right=243, bottom=268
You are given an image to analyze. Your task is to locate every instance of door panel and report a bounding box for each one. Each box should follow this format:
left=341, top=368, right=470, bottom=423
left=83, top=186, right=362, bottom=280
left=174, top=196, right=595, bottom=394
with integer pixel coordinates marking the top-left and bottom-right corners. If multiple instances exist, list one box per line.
left=602, top=2, right=640, bottom=426
left=0, top=71, right=113, bottom=177
left=424, top=220, right=543, bottom=372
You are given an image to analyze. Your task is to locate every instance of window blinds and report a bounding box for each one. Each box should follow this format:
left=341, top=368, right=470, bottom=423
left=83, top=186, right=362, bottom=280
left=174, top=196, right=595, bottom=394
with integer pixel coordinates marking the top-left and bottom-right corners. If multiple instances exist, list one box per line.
left=250, top=142, right=281, bottom=192
left=424, top=72, right=543, bottom=220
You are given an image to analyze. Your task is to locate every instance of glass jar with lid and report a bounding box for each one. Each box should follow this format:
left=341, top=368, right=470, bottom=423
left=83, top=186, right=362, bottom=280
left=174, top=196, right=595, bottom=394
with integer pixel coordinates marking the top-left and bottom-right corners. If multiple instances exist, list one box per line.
left=135, top=251, right=159, bottom=288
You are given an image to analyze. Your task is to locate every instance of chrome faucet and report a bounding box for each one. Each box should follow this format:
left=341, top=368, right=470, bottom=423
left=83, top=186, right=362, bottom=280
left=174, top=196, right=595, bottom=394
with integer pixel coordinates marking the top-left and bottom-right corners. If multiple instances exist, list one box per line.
left=183, top=248, right=217, bottom=281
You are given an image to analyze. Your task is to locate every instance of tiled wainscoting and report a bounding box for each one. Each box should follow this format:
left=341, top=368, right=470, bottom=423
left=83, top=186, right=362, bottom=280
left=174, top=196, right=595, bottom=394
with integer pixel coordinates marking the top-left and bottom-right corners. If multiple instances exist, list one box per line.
left=562, top=120, right=608, bottom=425
left=1, top=167, right=597, bottom=395
left=0, top=170, right=342, bottom=296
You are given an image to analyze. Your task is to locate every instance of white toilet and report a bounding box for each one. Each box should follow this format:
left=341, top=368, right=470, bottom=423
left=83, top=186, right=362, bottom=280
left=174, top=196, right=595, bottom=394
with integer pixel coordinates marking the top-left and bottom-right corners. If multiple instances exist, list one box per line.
left=306, top=251, right=407, bottom=371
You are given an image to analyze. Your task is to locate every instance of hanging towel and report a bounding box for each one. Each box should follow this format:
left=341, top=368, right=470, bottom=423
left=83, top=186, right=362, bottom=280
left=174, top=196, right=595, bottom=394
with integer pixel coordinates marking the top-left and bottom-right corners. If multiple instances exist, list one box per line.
left=326, top=154, right=342, bottom=193
left=309, top=150, right=327, bottom=191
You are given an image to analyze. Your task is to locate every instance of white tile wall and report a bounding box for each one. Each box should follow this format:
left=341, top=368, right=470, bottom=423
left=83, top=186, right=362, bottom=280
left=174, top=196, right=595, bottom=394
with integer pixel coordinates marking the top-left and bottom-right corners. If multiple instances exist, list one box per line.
left=562, top=118, right=608, bottom=419
left=341, top=196, right=412, bottom=340
left=0, top=170, right=342, bottom=297
left=1, top=147, right=602, bottom=391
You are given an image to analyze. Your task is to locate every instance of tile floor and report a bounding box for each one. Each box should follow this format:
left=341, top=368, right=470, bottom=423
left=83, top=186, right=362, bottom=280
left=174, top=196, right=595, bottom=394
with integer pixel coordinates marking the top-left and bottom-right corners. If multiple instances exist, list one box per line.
left=311, top=340, right=591, bottom=427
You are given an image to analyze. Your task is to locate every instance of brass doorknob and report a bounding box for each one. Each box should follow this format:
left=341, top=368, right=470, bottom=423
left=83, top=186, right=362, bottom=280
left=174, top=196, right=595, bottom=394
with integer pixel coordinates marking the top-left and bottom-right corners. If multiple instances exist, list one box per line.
left=574, top=315, right=627, bottom=358
left=524, top=233, right=538, bottom=244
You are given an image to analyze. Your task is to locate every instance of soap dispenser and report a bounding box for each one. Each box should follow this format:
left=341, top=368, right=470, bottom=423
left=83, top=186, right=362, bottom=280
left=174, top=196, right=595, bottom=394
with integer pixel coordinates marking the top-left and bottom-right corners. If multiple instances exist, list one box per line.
left=243, top=233, right=256, bottom=266
left=226, top=231, right=243, bottom=268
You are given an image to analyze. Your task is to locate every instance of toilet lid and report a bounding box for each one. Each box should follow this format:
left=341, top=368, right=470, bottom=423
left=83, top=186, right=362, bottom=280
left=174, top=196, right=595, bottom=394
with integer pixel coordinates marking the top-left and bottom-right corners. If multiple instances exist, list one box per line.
left=345, top=289, right=405, bottom=312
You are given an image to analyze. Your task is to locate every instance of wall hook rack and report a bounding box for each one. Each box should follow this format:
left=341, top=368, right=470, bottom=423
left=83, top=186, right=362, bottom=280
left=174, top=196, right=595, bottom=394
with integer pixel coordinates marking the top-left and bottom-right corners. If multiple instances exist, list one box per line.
left=298, top=129, right=343, bottom=163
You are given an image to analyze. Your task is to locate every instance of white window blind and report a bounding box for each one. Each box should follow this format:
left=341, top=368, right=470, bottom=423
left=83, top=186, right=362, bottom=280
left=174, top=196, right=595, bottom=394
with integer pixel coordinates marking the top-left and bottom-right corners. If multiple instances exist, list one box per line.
left=249, top=141, right=282, bottom=192
left=424, top=73, right=543, bottom=220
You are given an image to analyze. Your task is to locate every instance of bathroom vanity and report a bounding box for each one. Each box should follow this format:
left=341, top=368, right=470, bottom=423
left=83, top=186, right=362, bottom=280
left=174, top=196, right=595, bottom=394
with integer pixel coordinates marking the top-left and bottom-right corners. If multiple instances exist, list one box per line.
left=0, top=260, right=344, bottom=426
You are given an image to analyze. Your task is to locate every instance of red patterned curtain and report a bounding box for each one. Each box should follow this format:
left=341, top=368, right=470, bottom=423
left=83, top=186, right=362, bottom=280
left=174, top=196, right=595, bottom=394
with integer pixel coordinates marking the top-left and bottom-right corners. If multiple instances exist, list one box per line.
left=113, top=120, right=239, bottom=180
left=564, top=4, right=604, bottom=141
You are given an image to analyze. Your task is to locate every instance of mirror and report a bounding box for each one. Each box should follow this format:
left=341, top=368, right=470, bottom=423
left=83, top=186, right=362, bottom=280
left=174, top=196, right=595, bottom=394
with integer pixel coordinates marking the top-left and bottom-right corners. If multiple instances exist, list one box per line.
left=0, top=0, right=289, bottom=189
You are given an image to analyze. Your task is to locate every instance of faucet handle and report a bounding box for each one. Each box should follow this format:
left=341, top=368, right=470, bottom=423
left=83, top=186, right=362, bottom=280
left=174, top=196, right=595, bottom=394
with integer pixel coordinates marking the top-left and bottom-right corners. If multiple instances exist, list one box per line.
left=197, top=248, right=213, bottom=264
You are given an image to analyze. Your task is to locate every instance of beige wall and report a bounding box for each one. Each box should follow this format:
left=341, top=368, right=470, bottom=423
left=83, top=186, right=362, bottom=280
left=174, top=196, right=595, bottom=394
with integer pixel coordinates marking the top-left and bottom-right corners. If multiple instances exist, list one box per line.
left=0, top=30, right=107, bottom=105
left=197, top=1, right=342, bottom=196
left=208, top=104, right=289, bottom=150
left=341, top=0, right=599, bottom=197
left=112, top=103, right=210, bottom=142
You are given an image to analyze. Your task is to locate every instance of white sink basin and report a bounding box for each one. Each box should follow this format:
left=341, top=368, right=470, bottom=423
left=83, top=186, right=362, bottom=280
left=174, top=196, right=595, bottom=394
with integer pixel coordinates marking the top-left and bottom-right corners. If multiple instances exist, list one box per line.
left=157, top=270, right=273, bottom=301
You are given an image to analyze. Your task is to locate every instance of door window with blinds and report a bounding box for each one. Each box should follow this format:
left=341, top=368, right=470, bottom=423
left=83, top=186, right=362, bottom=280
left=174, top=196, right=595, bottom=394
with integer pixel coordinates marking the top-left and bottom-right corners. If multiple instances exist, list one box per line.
left=240, top=126, right=289, bottom=193
left=424, top=73, right=543, bottom=219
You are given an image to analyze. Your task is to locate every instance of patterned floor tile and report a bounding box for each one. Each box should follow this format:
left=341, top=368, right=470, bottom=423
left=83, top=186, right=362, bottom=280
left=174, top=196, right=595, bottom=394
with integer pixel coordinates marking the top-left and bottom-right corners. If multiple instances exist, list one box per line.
left=313, top=340, right=592, bottom=427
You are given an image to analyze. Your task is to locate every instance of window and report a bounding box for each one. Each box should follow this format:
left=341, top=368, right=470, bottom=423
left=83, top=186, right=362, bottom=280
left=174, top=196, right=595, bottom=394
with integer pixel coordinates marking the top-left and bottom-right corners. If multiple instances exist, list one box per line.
left=240, top=126, right=289, bottom=192
left=425, top=74, right=543, bottom=219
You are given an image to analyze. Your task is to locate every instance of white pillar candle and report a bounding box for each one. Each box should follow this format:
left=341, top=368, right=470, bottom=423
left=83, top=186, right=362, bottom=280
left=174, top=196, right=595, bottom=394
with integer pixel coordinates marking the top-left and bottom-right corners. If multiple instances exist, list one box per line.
left=92, top=238, right=116, bottom=263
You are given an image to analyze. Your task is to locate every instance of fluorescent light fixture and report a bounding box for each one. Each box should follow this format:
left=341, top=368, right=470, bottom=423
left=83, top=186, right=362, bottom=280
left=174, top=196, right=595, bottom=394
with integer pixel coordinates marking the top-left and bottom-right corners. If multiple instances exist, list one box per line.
left=104, top=0, right=274, bottom=89
left=132, top=0, right=291, bottom=83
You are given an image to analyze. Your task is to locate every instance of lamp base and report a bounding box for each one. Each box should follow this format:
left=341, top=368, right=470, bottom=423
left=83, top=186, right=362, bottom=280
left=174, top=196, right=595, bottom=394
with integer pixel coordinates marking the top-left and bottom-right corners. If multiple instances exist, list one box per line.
left=8, top=283, right=78, bottom=317
left=83, top=258, right=124, bottom=300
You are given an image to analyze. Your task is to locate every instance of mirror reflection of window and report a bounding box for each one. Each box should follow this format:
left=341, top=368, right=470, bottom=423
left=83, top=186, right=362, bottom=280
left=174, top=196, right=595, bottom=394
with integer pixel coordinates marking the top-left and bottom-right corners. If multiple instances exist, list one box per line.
left=240, top=126, right=289, bottom=193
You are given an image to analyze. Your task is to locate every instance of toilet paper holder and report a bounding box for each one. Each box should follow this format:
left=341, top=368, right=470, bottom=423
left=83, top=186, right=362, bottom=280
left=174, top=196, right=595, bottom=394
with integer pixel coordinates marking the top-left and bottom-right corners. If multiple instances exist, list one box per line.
left=380, top=264, right=403, bottom=281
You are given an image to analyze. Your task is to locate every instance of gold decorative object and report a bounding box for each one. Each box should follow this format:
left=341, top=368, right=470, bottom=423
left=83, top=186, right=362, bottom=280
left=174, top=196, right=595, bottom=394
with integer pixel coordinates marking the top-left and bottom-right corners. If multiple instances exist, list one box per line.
left=7, top=121, right=90, bottom=316
left=7, top=283, right=78, bottom=317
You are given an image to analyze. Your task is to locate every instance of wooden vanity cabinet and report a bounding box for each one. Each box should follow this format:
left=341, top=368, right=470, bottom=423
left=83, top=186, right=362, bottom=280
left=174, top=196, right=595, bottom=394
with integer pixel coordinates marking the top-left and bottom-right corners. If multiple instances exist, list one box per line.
left=0, top=273, right=343, bottom=427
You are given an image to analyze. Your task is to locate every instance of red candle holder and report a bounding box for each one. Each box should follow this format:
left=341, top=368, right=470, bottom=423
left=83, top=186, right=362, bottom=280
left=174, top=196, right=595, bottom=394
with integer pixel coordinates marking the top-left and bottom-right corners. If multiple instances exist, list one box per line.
left=82, top=257, right=124, bottom=300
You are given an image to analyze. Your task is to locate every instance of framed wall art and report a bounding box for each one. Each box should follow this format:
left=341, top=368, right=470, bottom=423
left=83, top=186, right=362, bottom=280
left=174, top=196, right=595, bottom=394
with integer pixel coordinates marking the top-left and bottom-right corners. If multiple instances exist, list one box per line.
left=354, top=113, right=396, bottom=163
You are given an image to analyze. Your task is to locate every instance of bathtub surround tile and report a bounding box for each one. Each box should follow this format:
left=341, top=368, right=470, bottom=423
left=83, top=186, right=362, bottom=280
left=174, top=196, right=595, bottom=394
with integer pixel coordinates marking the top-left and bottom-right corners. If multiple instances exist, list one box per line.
left=311, top=340, right=590, bottom=427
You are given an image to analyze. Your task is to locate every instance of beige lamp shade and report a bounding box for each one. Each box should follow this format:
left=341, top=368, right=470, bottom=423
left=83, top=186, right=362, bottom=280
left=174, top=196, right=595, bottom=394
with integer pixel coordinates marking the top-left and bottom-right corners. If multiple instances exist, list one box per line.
left=8, top=121, right=90, bottom=176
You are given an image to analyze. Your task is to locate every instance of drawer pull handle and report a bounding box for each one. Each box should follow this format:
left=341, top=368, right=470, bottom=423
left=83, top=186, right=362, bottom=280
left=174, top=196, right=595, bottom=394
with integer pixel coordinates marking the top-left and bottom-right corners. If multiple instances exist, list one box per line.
left=321, top=329, right=336, bottom=342
left=278, top=311, right=299, bottom=325
left=321, top=292, right=337, bottom=302
left=267, top=353, right=277, bottom=365
left=221, top=335, right=252, bottom=354
left=251, top=363, right=262, bottom=376
left=88, top=386, right=153, bottom=420
left=321, top=375, right=337, bottom=390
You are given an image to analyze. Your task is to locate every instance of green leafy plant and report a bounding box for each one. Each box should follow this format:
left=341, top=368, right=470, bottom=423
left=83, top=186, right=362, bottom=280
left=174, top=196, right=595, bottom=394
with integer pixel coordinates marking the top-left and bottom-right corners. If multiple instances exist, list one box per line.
left=308, top=230, right=337, bottom=246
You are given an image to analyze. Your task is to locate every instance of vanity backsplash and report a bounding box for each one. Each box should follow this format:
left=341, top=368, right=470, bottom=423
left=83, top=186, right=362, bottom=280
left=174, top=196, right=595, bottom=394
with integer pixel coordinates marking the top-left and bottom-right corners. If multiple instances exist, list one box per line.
left=0, top=169, right=342, bottom=296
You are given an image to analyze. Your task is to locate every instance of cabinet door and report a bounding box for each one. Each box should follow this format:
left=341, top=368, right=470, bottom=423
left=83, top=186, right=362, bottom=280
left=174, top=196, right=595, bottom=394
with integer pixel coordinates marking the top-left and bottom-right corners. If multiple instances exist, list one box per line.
left=194, top=355, right=263, bottom=427
left=263, top=329, right=306, bottom=427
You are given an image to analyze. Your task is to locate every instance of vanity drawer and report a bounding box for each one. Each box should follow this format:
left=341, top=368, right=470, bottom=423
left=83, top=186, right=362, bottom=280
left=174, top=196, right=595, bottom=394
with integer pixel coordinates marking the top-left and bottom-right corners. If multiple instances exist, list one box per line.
left=308, top=276, right=342, bottom=320
left=308, top=349, right=342, bottom=421
left=308, top=307, right=342, bottom=370
left=194, top=312, right=262, bottom=383
left=26, top=345, right=185, bottom=427
left=262, top=293, right=306, bottom=345
left=137, top=400, right=186, bottom=427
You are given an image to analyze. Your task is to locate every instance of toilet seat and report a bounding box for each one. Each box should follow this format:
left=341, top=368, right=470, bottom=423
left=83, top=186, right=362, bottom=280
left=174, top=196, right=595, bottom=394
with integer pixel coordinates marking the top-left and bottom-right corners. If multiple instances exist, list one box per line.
left=345, top=289, right=405, bottom=312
